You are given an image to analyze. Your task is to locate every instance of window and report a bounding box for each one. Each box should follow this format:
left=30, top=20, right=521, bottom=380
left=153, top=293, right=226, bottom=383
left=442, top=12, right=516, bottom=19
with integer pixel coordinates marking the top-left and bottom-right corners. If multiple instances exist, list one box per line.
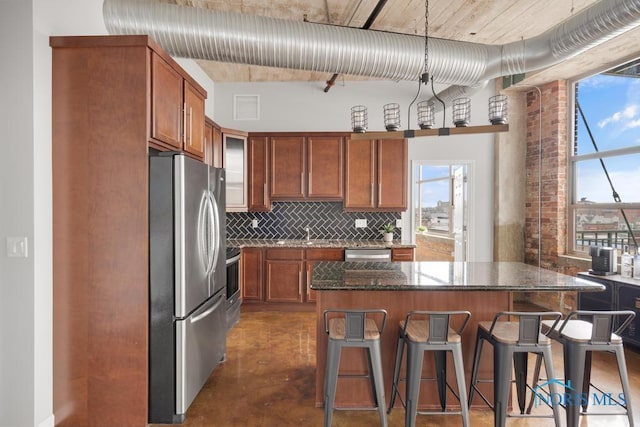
left=414, top=163, right=468, bottom=261
left=570, top=60, right=640, bottom=254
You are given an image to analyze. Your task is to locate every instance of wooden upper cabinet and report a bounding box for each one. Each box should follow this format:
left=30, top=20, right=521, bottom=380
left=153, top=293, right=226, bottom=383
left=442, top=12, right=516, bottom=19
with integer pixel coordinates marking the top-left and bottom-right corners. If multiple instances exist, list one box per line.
left=307, top=136, right=343, bottom=199
left=204, top=119, right=213, bottom=166
left=151, top=53, right=183, bottom=149
left=270, top=136, right=305, bottom=199
left=212, top=123, right=223, bottom=168
left=377, top=139, right=407, bottom=210
left=150, top=51, right=207, bottom=160
left=183, top=81, right=205, bottom=158
left=345, top=138, right=407, bottom=211
left=344, top=138, right=376, bottom=209
left=248, top=136, right=271, bottom=211
left=268, top=134, right=344, bottom=201
left=224, top=130, right=249, bottom=212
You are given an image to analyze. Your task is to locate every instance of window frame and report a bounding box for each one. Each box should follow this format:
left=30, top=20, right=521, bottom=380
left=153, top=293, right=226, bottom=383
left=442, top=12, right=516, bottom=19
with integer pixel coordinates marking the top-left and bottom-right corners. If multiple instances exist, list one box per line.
left=567, top=76, right=640, bottom=256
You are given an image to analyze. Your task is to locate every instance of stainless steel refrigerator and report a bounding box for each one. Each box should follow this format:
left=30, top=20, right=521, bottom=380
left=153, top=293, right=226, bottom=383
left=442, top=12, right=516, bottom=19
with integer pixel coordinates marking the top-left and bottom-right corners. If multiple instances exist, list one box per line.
left=149, top=152, right=227, bottom=423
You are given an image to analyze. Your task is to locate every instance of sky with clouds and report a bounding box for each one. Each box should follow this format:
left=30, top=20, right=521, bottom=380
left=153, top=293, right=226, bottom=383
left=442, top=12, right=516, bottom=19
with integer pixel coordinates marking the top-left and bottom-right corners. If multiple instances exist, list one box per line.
left=576, top=74, right=640, bottom=203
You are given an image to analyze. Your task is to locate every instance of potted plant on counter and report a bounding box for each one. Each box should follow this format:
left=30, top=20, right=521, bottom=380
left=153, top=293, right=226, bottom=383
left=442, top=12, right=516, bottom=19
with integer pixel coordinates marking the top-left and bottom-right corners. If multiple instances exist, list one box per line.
left=381, top=223, right=395, bottom=243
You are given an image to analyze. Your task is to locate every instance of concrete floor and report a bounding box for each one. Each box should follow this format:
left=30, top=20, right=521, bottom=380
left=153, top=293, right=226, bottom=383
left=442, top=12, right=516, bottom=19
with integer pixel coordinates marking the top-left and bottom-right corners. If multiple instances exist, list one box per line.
left=157, top=310, right=640, bottom=427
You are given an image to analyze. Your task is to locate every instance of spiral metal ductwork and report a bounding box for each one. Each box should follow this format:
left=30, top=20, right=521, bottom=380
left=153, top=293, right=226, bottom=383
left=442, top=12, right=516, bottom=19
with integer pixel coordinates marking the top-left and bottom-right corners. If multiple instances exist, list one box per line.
left=103, top=0, right=640, bottom=88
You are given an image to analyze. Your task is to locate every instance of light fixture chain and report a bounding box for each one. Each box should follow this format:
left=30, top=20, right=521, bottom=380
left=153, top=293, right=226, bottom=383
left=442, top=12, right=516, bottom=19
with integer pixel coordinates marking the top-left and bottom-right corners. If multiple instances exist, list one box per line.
left=424, top=0, right=429, bottom=75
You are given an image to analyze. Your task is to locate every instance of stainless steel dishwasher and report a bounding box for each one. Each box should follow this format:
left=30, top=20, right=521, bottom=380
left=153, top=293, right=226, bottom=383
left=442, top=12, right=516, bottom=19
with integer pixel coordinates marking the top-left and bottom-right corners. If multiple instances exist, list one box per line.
left=344, top=248, right=392, bottom=262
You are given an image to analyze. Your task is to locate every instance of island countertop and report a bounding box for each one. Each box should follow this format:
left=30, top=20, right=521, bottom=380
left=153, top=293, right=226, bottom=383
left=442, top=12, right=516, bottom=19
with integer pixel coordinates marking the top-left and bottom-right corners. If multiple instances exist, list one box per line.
left=310, top=261, right=605, bottom=292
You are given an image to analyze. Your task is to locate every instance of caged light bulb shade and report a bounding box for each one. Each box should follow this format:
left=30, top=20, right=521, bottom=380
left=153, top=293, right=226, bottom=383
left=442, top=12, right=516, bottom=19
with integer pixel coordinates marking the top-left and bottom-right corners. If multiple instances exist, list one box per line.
left=417, top=101, right=435, bottom=129
left=452, top=97, right=471, bottom=127
left=351, top=105, right=368, bottom=133
left=383, top=103, right=401, bottom=131
left=488, top=95, right=508, bottom=125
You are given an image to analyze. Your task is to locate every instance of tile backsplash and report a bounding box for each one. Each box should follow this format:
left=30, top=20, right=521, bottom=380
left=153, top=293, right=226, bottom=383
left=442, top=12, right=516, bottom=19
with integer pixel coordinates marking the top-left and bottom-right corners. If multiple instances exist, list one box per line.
left=226, top=202, right=401, bottom=240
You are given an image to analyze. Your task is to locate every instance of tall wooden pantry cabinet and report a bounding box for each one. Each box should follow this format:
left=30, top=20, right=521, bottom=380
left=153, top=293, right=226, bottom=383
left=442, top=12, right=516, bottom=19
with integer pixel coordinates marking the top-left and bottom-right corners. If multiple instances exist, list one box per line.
left=50, top=35, right=207, bottom=426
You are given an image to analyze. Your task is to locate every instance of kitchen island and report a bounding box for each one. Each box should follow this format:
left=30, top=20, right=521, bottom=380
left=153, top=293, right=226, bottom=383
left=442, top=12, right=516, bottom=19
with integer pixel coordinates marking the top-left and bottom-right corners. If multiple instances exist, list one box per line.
left=310, top=261, right=605, bottom=409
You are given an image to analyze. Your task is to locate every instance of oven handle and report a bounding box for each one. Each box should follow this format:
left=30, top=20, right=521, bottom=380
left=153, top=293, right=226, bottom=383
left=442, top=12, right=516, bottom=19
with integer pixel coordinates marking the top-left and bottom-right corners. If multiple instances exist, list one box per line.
left=226, top=254, right=240, bottom=265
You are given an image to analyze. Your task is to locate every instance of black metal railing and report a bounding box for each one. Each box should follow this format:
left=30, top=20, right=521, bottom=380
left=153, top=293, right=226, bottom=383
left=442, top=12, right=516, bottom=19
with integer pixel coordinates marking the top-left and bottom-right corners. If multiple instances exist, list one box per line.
left=575, top=230, right=636, bottom=251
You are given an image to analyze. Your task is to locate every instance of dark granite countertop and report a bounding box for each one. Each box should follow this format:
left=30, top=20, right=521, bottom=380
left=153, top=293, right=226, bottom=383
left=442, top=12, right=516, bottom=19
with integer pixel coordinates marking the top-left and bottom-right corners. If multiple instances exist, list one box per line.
left=310, top=261, right=606, bottom=292
left=578, top=271, right=640, bottom=287
left=226, top=238, right=415, bottom=249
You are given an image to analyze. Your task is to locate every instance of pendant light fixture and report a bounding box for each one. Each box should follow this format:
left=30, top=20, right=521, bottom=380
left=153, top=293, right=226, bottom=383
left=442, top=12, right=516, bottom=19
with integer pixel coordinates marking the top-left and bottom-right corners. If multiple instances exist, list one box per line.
left=350, top=0, right=509, bottom=140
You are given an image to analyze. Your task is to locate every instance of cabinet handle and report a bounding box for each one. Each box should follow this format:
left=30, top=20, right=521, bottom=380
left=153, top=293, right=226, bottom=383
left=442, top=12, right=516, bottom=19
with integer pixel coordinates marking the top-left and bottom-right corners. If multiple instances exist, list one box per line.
left=183, top=102, right=187, bottom=143
left=301, top=172, right=304, bottom=194
left=263, top=182, right=267, bottom=203
left=371, top=183, right=374, bottom=206
left=189, top=107, right=193, bottom=146
left=298, top=271, right=302, bottom=296
left=378, top=183, right=382, bottom=204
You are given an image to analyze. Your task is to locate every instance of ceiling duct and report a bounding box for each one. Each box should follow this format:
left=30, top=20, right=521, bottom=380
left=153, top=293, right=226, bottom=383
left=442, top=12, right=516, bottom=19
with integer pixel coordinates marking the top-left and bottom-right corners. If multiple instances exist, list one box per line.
left=103, top=0, right=640, bottom=88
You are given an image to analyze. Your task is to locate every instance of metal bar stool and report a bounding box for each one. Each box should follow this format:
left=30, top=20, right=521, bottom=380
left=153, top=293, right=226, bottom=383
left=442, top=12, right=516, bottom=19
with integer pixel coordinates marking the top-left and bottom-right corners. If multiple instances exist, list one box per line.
left=528, top=310, right=636, bottom=427
left=322, top=309, right=388, bottom=427
left=387, top=310, right=471, bottom=427
left=468, top=311, right=563, bottom=427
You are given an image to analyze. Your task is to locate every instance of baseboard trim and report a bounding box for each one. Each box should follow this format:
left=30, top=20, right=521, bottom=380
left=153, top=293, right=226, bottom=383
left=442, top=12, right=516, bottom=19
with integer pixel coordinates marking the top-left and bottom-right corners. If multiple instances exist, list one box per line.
left=37, top=414, right=54, bottom=427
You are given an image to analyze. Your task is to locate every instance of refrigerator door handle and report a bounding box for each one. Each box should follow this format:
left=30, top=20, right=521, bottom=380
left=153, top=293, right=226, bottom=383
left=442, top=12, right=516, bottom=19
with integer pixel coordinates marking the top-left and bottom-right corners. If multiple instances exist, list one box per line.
left=197, top=192, right=214, bottom=277
left=208, top=191, right=221, bottom=276
left=190, top=292, right=224, bottom=323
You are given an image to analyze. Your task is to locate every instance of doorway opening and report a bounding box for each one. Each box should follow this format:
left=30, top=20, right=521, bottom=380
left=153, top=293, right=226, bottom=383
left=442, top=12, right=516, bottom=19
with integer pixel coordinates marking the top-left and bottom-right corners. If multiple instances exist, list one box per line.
left=413, top=163, right=468, bottom=261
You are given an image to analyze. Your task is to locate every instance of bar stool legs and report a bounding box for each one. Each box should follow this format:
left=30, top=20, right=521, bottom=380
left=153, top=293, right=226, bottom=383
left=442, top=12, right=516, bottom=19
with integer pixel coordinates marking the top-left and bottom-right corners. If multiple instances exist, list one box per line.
left=322, top=309, right=388, bottom=427
left=468, top=311, right=563, bottom=427
left=388, top=311, right=471, bottom=427
left=529, top=310, right=636, bottom=427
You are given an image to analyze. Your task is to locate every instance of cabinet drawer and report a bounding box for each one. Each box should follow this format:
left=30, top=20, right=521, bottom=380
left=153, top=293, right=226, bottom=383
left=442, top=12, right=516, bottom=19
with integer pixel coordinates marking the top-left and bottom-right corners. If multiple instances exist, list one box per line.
left=392, top=248, right=414, bottom=262
left=265, top=248, right=305, bottom=260
left=306, top=248, right=344, bottom=261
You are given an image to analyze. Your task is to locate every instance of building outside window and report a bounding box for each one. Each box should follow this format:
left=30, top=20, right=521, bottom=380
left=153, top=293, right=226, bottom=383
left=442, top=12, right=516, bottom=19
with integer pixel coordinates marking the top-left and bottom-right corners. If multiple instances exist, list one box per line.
left=570, top=59, right=640, bottom=255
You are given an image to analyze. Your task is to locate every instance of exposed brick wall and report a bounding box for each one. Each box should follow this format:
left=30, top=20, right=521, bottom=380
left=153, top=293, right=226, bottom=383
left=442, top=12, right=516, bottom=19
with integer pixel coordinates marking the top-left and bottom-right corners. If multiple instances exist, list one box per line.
left=415, top=233, right=454, bottom=261
left=524, top=81, right=568, bottom=269
left=522, top=81, right=589, bottom=312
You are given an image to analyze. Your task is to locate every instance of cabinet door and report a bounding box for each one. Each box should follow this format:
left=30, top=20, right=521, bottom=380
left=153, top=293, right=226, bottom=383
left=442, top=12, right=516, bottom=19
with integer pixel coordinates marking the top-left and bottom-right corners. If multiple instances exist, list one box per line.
left=270, top=136, right=305, bottom=199
left=150, top=53, right=183, bottom=149
left=248, top=136, right=270, bottom=212
left=225, top=133, right=248, bottom=211
left=344, top=138, right=376, bottom=210
left=265, top=260, right=304, bottom=302
left=306, top=262, right=316, bottom=303
left=377, top=139, right=407, bottom=210
left=204, top=120, right=213, bottom=166
left=307, top=136, right=343, bottom=199
left=617, top=285, right=640, bottom=346
left=212, top=123, right=223, bottom=168
left=241, top=248, right=263, bottom=301
left=183, top=81, right=205, bottom=159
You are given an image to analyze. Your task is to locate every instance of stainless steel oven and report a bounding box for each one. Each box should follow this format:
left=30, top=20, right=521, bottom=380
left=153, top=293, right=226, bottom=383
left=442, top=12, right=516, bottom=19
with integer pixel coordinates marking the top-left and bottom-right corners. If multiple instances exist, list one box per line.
left=226, top=247, right=241, bottom=331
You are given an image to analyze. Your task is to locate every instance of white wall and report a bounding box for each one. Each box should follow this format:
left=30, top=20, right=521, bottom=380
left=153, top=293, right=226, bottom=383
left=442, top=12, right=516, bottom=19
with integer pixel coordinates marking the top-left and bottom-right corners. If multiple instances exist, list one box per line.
left=214, top=80, right=496, bottom=260
left=0, top=1, right=216, bottom=425
left=1, top=2, right=36, bottom=426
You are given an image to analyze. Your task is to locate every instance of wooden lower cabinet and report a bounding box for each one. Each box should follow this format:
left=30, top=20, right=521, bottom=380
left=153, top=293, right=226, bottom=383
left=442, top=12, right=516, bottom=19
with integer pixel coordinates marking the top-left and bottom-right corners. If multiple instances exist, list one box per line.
left=242, top=247, right=344, bottom=304
left=266, top=260, right=304, bottom=302
left=241, top=248, right=263, bottom=301
left=392, top=247, right=414, bottom=261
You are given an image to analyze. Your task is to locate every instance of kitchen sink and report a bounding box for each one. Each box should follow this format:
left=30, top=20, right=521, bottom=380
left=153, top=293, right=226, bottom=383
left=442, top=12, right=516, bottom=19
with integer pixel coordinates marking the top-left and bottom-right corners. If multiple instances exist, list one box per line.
left=275, top=239, right=330, bottom=246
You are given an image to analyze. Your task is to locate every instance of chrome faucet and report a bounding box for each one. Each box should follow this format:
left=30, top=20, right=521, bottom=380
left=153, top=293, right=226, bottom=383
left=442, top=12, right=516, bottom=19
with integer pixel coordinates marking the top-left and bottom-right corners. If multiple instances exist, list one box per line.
left=304, top=226, right=311, bottom=241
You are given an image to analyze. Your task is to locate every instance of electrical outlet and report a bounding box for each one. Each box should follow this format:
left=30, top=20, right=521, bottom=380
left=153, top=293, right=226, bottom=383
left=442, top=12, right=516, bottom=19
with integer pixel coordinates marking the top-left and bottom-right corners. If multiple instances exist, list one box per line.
left=355, top=219, right=367, bottom=228
left=395, top=219, right=402, bottom=228
left=251, top=219, right=259, bottom=228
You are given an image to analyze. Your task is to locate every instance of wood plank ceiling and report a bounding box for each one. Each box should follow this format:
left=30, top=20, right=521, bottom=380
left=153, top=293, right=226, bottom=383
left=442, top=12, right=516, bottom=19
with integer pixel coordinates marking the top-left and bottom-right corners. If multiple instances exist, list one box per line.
left=169, top=0, right=638, bottom=83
